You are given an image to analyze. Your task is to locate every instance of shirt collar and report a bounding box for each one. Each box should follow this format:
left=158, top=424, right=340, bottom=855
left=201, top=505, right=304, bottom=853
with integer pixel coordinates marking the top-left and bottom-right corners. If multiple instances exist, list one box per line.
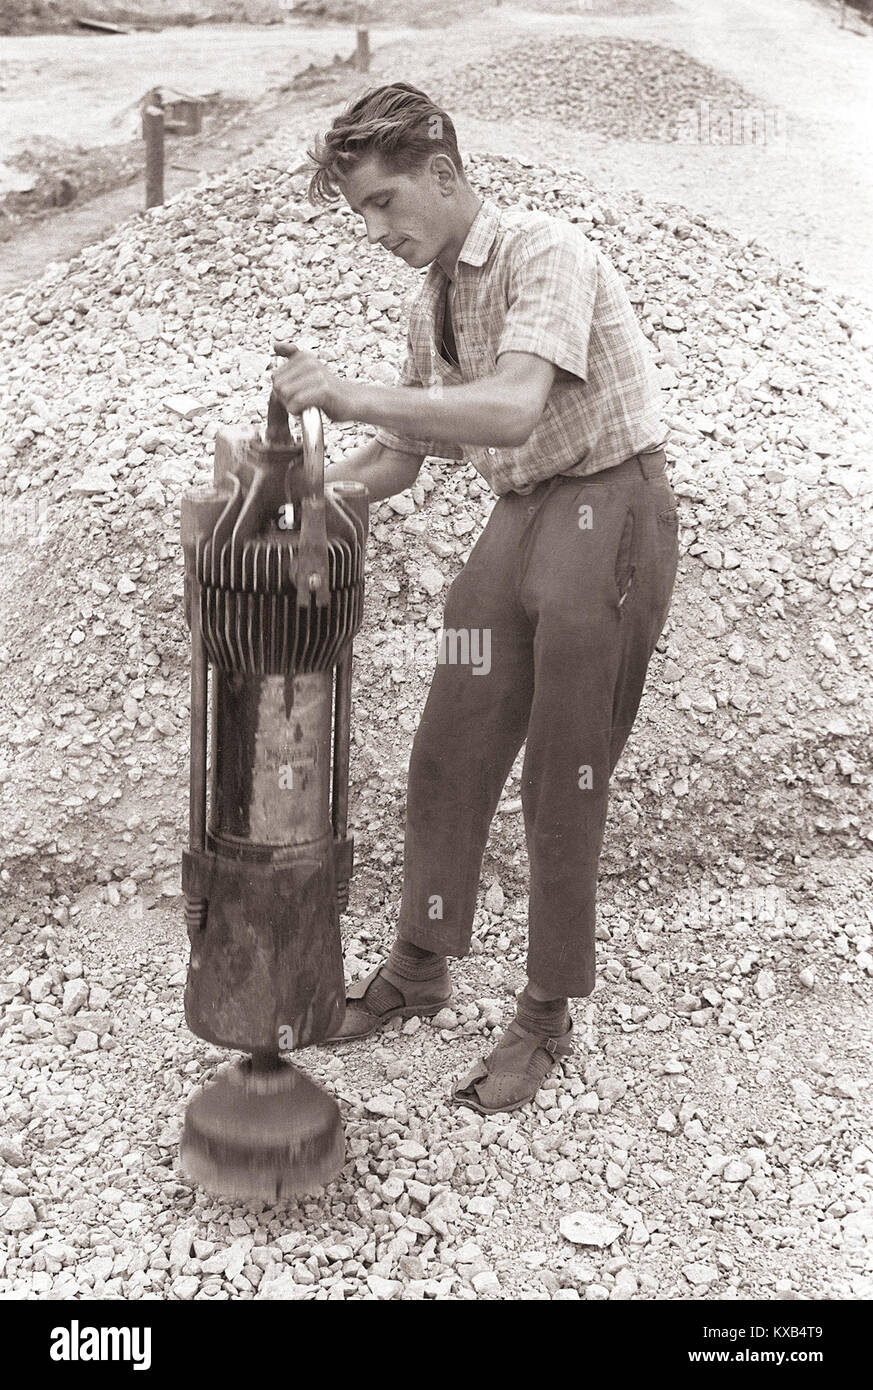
left=434, top=197, right=501, bottom=284
left=456, top=196, right=501, bottom=269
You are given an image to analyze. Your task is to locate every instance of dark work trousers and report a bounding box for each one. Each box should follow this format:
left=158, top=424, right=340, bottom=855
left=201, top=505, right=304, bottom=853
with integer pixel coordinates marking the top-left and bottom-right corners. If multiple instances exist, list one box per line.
left=395, top=451, right=680, bottom=998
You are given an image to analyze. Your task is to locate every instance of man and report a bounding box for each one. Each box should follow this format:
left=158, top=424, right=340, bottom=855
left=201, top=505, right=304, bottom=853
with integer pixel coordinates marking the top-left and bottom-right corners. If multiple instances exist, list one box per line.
left=271, top=82, right=679, bottom=1114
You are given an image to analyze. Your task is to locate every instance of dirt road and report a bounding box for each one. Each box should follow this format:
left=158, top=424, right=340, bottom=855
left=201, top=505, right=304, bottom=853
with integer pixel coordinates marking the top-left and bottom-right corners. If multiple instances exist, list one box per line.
left=0, top=19, right=414, bottom=159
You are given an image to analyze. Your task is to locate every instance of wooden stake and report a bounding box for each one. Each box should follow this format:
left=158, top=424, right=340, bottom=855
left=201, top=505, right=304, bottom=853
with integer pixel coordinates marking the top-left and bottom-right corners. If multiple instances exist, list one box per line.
left=144, top=102, right=165, bottom=209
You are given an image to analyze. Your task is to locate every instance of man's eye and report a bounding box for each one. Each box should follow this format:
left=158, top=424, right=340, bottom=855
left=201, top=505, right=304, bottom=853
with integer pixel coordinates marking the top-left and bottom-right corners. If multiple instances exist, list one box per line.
left=375, top=197, right=391, bottom=208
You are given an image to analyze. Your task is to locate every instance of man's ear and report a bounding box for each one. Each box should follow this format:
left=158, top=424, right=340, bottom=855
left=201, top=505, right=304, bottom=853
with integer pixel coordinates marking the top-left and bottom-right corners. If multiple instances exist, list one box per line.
left=432, top=153, right=457, bottom=197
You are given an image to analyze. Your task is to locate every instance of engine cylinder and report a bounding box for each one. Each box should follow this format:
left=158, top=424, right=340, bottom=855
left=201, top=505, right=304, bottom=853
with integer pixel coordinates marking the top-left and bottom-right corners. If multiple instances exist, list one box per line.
left=211, top=671, right=333, bottom=852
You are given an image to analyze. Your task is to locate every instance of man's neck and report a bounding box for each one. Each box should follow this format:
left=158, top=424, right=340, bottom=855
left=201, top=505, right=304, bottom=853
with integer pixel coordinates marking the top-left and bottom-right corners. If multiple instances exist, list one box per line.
left=436, top=189, right=483, bottom=281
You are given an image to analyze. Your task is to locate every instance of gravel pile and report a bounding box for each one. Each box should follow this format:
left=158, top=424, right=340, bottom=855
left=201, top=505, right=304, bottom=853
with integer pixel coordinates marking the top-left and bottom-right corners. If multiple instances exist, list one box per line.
left=0, top=149, right=871, bottom=1298
left=1, top=150, right=871, bottom=904
left=292, top=0, right=485, bottom=27
left=435, top=36, right=762, bottom=142
left=533, top=0, right=680, bottom=13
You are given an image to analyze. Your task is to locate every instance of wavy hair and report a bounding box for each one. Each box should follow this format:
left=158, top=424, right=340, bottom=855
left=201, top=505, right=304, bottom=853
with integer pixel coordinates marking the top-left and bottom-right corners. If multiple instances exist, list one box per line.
left=304, top=82, right=465, bottom=205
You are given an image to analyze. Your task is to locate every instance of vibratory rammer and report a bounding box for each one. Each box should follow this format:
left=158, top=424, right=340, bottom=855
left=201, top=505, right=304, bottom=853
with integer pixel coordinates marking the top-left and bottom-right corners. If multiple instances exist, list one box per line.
left=178, top=392, right=369, bottom=1198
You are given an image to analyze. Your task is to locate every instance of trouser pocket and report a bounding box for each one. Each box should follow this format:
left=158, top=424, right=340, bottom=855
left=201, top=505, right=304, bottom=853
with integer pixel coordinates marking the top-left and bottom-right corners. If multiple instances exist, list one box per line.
left=652, top=508, right=679, bottom=637
left=614, top=507, right=636, bottom=610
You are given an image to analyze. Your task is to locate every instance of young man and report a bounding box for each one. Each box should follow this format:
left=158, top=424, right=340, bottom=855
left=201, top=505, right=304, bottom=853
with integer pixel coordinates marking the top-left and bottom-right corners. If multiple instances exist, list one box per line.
left=271, top=82, right=679, bottom=1114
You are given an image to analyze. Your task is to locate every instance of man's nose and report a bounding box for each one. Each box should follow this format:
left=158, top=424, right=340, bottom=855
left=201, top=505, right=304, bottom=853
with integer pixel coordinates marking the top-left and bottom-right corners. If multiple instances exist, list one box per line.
left=363, top=215, right=388, bottom=245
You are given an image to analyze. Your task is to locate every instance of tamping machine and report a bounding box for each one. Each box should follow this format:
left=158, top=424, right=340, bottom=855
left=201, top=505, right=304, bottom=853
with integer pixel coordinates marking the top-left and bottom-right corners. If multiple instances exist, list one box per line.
left=178, top=396, right=369, bottom=1198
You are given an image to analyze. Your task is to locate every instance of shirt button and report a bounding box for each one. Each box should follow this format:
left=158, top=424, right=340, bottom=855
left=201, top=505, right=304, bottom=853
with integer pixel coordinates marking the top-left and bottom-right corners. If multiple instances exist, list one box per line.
left=487, top=447, right=496, bottom=455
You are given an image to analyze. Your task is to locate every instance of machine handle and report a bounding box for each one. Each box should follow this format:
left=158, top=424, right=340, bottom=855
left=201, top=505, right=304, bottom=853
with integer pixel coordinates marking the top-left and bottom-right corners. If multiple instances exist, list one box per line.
left=266, top=389, right=292, bottom=447
left=296, top=407, right=329, bottom=608
left=267, top=343, right=324, bottom=499
left=266, top=372, right=330, bottom=609
left=299, top=405, right=325, bottom=500
left=266, top=390, right=324, bottom=499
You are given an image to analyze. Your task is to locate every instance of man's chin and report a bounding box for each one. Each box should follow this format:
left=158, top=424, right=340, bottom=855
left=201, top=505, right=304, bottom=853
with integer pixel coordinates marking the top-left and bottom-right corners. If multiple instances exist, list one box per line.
left=401, top=245, right=432, bottom=267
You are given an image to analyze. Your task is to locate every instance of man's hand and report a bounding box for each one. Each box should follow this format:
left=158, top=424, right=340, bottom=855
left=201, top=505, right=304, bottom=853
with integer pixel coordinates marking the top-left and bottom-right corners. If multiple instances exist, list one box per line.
left=271, top=341, right=354, bottom=422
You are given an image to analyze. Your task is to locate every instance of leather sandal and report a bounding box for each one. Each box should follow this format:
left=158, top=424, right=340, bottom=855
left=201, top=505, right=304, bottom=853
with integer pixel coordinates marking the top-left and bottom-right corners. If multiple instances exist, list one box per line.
left=322, top=960, right=452, bottom=1044
left=450, top=1018, right=574, bottom=1114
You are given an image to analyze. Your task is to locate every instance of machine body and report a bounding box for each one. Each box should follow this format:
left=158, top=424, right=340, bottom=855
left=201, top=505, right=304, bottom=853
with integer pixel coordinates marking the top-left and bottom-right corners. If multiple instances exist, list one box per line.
left=178, top=400, right=368, bottom=1197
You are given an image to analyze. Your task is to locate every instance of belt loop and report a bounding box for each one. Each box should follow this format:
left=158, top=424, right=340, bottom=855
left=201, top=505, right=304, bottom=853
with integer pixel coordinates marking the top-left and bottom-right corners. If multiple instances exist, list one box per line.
left=637, top=449, right=666, bottom=479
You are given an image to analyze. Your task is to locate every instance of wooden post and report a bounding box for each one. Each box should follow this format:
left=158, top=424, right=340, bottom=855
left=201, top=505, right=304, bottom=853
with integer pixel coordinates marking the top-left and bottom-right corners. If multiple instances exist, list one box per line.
left=353, top=2, right=369, bottom=71
left=143, top=100, right=165, bottom=209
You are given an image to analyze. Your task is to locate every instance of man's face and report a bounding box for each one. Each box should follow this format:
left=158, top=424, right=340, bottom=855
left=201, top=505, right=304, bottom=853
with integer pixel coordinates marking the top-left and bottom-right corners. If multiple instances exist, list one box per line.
left=336, top=154, right=450, bottom=269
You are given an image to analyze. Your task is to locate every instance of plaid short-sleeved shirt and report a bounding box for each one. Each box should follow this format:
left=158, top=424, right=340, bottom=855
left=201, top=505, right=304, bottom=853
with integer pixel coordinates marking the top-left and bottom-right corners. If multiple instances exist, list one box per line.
left=373, top=197, right=666, bottom=496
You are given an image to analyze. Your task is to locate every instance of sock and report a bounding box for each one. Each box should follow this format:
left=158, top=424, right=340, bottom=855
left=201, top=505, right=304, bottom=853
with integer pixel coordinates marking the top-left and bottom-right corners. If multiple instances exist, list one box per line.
left=397, top=939, right=437, bottom=961
left=353, top=938, right=448, bottom=1017
left=388, top=937, right=448, bottom=982
left=515, top=985, right=571, bottom=1037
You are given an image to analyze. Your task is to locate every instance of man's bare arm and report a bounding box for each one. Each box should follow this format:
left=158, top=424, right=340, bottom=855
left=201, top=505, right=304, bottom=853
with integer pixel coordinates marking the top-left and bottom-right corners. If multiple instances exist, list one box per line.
left=272, top=347, right=556, bottom=450
left=346, top=352, right=556, bottom=450
left=323, top=438, right=425, bottom=504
